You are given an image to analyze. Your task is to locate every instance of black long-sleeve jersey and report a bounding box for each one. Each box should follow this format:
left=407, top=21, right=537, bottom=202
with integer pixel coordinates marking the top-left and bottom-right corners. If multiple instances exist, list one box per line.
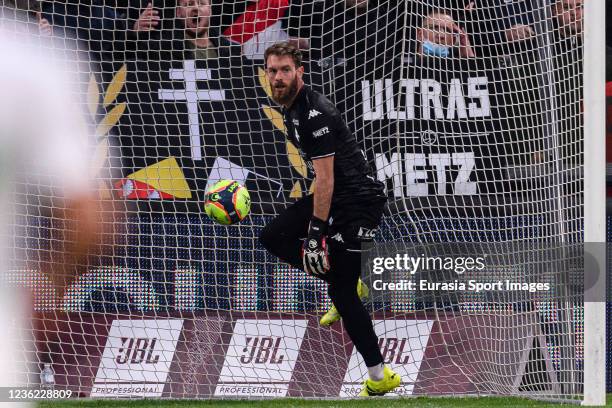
left=282, top=85, right=385, bottom=207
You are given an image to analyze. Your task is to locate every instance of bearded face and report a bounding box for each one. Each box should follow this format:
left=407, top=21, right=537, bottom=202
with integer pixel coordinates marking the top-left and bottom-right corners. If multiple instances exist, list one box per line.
left=271, top=71, right=299, bottom=105
left=265, top=55, right=303, bottom=106
left=176, top=0, right=211, bottom=37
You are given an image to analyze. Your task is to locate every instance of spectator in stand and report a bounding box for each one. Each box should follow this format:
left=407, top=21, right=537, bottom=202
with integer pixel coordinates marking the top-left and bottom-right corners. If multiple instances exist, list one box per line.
left=0, top=0, right=52, bottom=35
left=464, top=0, right=536, bottom=50
left=126, top=0, right=242, bottom=61
left=131, top=1, right=159, bottom=32
left=36, top=6, right=51, bottom=35
left=420, top=1, right=579, bottom=58
left=101, top=0, right=164, bottom=61
left=552, top=0, right=582, bottom=42
left=415, top=9, right=476, bottom=58
left=499, top=0, right=583, bottom=72
left=503, top=0, right=583, bottom=170
left=422, top=0, right=536, bottom=57
left=176, top=0, right=218, bottom=59
left=41, top=0, right=121, bottom=61
left=551, top=0, right=583, bottom=167
left=498, top=1, right=535, bottom=43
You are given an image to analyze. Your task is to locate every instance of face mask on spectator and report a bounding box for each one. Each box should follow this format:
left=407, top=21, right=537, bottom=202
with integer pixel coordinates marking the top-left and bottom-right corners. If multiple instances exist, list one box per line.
left=423, top=41, right=450, bottom=57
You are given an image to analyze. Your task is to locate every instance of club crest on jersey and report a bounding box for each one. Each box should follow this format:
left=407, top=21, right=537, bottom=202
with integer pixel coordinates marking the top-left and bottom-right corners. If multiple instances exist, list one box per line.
left=292, top=119, right=299, bottom=126
left=308, top=109, right=321, bottom=119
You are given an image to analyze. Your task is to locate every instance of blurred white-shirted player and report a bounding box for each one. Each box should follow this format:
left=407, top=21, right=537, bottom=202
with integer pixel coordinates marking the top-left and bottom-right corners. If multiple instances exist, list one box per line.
left=0, top=18, right=99, bottom=397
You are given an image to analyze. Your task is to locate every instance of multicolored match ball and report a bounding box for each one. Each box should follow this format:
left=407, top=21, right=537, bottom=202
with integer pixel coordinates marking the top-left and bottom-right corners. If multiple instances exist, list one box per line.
left=204, top=180, right=251, bottom=225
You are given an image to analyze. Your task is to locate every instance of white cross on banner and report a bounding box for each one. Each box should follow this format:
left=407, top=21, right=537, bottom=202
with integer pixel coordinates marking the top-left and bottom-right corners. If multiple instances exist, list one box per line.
left=157, top=60, right=226, bottom=161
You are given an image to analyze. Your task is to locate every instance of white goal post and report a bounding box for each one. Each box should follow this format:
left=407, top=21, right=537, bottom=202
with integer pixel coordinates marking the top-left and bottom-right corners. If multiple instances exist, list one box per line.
left=582, top=0, right=606, bottom=405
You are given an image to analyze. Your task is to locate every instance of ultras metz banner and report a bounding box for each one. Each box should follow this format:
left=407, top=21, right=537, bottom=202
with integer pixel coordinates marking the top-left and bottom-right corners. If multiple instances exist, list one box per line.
left=99, top=55, right=515, bottom=213
left=335, top=56, right=511, bottom=200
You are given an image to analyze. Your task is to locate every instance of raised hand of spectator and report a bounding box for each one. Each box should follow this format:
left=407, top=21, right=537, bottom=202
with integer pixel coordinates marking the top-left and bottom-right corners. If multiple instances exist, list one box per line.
left=133, top=3, right=160, bottom=32
left=455, top=26, right=475, bottom=58
left=37, top=12, right=52, bottom=36
left=418, top=12, right=476, bottom=59
left=505, top=24, right=535, bottom=42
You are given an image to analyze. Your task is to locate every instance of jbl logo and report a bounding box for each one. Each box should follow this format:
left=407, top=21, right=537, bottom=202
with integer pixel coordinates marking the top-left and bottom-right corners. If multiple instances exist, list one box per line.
left=116, top=337, right=160, bottom=364
left=240, top=337, right=285, bottom=364
left=378, top=337, right=410, bottom=365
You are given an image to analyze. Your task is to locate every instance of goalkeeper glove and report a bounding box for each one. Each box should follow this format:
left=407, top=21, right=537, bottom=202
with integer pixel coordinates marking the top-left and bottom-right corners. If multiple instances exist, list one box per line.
left=302, top=217, right=330, bottom=277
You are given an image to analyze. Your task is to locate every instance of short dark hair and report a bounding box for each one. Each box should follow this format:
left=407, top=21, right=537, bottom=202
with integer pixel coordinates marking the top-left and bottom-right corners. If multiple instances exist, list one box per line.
left=264, top=42, right=302, bottom=68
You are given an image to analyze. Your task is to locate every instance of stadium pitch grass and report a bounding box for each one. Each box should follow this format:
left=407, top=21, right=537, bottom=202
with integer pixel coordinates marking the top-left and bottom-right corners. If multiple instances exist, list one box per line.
left=38, top=396, right=611, bottom=408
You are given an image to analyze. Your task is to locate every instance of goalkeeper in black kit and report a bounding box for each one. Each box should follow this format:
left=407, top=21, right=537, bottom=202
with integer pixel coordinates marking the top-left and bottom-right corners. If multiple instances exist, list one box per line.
left=259, top=42, right=400, bottom=396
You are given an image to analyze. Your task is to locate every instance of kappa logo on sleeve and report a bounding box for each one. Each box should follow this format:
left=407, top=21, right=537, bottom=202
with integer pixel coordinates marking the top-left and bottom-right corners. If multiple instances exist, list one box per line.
left=308, top=109, right=321, bottom=119
left=330, top=233, right=344, bottom=243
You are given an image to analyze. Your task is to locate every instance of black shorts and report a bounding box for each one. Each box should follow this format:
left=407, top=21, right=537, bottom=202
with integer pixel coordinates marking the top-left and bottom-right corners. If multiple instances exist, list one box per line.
left=260, top=194, right=386, bottom=283
left=278, top=194, right=385, bottom=251
left=327, top=200, right=385, bottom=251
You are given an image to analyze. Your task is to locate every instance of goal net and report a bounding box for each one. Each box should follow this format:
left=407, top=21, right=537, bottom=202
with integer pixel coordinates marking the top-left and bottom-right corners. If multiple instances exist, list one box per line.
left=3, top=0, right=599, bottom=402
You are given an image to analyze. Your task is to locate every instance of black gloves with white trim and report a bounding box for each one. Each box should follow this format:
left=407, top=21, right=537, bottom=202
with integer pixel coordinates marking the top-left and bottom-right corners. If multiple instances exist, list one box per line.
left=302, top=217, right=330, bottom=277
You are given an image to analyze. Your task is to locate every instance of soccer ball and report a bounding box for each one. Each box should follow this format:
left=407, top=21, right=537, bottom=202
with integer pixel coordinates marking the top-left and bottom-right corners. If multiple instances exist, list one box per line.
left=204, top=180, right=251, bottom=225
